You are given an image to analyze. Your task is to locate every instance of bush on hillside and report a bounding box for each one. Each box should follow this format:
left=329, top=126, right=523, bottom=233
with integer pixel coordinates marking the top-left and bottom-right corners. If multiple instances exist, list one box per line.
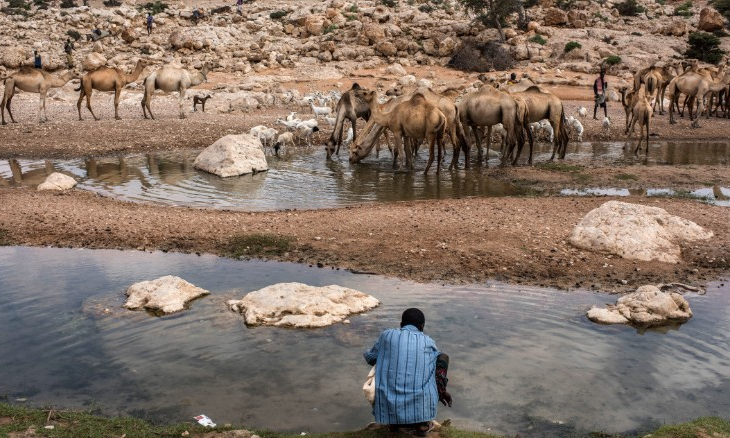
left=616, top=0, right=645, bottom=16
left=604, top=55, right=622, bottom=65
left=448, top=39, right=515, bottom=72
left=685, top=31, right=726, bottom=63
left=564, top=41, right=581, bottom=52
left=673, top=1, right=693, bottom=17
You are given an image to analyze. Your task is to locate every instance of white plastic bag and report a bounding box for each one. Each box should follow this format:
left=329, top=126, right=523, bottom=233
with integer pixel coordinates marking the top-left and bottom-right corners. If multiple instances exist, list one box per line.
left=363, top=366, right=375, bottom=405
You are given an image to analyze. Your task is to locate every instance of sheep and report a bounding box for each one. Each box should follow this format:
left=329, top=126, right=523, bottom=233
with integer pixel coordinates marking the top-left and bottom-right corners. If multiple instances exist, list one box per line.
left=566, top=116, right=584, bottom=142
left=249, top=125, right=268, bottom=137
left=577, top=106, right=587, bottom=119
left=324, top=116, right=337, bottom=127
left=286, top=111, right=297, bottom=121
left=538, top=119, right=554, bottom=143
left=296, top=118, right=319, bottom=130
left=602, top=117, right=611, bottom=138
left=295, top=125, right=320, bottom=146
left=309, top=101, right=332, bottom=118
left=258, top=127, right=278, bottom=149
left=274, top=131, right=295, bottom=157
left=276, top=118, right=301, bottom=131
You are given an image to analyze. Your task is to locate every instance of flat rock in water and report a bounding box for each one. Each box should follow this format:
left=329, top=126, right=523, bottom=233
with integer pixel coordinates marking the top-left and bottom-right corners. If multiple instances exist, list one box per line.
left=227, top=282, right=380, bottom=328
left=569, top=200, right=712, bottom=263
left=124, top=275, right=209, bottom=315
left=37, top=172, right=77, bottom=191
left=587, top=285, right=692, bottom=327
left=193, top=134, right=268, bottom=177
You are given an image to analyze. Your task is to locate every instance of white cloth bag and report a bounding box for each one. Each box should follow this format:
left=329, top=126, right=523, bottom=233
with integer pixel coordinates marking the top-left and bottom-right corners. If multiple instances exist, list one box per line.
left=363, top=366, right=375, bottom=405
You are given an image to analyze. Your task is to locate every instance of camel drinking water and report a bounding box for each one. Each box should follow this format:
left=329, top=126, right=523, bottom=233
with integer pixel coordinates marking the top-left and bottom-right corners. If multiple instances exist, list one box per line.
left=76, top=59, right=148, bottom=121
left=2, top=67, right=78, bottom=125
left=325, top=83, right=370, bottom=159
left=141, top=63, right=210, bottom=119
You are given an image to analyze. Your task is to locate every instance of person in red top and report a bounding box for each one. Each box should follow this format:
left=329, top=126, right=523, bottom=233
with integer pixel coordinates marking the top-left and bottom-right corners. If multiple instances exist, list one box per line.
left=593, top=69, right=608, bottom=119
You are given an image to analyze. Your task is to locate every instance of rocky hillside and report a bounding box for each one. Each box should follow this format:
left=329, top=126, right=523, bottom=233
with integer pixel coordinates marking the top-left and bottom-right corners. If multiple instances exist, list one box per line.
left=0, top=0, right=728, bottom=83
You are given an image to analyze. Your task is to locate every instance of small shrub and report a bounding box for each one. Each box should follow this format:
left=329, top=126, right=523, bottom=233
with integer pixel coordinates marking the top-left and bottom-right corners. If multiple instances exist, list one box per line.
left=7, top=0, right=30, bottom=8
left=714, top=29, right=730, bottom=37
left=555, top=0, right=576, bottom=10
left=448, top=39, right=515, bottom=72
left=604, top=55, right=622, bottom=65
left=380, top=0, right=397, bottom=7
left=269, top=10, right=288, bottom=19
left=686, top=31, right=726, bottom=64
left=59, top=0, right=77, bottom=8
left=227, top=234, right=293, bottom=258
left=66, top=29, right=81, bottom=40
left=564, top=41, right=581, bottom=53
left=33, top=0, right=49, bottom=10
left=631, top=31, right=642, bottom=36
left=616, top=0, right=645, bottom=16
left=713, top=0, right=730, bottom=20
left=138, top=0, right=168, bottom=14
left=323, top=23, right=338, bottom=34
left=673, top=0, right=693, bottom=17
left=602, top=35, right=614, bottom=43
left=103, top=0, right=121, bottom=6
left=418, top=3, right=433, bottom=12
left=530, top=34, right=547, bottom=45
left=656, top=0, right=665, bottom=4
left=345, top=13, right=357, bottom=20
left=140, top=46, right=151, bottom=55
left=347, top=4, right=358, bottom=12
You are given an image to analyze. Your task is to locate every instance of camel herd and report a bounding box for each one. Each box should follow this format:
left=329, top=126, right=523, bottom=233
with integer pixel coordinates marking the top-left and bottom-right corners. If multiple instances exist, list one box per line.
left=3, top=56, right=730, bottom=173
left=1, top=60, right=209, bottom=125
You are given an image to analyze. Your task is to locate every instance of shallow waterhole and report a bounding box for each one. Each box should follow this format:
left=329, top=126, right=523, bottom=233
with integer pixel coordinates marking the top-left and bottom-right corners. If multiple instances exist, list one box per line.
left=0, top=141, right=728, bottom=211
left=1, top=246, right=729, bottom=436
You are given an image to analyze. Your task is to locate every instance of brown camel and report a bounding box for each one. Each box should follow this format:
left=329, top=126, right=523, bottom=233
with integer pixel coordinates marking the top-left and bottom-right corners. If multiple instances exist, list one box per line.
left=2, top=68, right=78, bottom=125
left=667, top=70, right=730, bottom=127
left=349, top=93, right=412, bottom=163
left=627, top=84, right=653, bottom=156
left=511, top=86, right=568, bottom=161
left=141, top=63, right=210, bottom=119
left=353, top=89, right=446, bottom=173
left=325, top=83, right=370, bottom=159
left=633, top=62, right=681, bottom=114
left=76, top=59, right=148, bottom=121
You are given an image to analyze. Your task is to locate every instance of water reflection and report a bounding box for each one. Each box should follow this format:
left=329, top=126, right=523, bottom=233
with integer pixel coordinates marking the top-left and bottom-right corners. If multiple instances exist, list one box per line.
left=1, top=247, right=730, bottom=436
left=560, top=186, right=730, bottom=207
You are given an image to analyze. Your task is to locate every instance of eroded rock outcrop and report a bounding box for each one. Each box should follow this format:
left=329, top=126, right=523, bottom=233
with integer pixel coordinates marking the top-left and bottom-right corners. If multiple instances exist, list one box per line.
left=125, top=275, right=210, bottom=315
left=698, top=7, right=725, bottom=32
left=193, top=134, right=268, bottom=177
left=587, top=285, right=692, bottom=327
left=227, top=282, right=380, bottom=327
left=569, top=201, right=713, bottom=263
left=37, top=172, right=77, bottom=191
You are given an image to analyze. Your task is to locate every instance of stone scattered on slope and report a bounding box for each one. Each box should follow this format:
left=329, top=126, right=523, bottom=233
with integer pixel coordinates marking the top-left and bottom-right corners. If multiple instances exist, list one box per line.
left=193, top=134, right=268, bottom=177
left=125, top=275, right=209, bottom=315
left=569, top=201, right=713, bottom=263
left=37, top=172, right=77, bottom=191
left=227, top=282, right=380, bottom=327
left=587, top=285, right=692, bottom=327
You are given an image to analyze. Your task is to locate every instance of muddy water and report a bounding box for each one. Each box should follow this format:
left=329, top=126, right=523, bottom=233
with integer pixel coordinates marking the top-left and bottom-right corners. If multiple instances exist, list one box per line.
left=2, top=247, right=730, bottom=436
left=0, top=150, right=523, bottom=211
left=561, top=186, right=730, bottom=207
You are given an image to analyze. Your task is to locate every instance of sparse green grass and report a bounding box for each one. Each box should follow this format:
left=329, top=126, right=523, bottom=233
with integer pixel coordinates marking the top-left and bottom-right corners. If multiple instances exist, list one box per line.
left=674, top=0, right=693, bottom=17
left=564, top=41, right=582, bottom=53
left=650, top=417, right=730, bottom=437
left=269, top=10, right=288, bottom=19
left=650, top=190, right=713, bottom=202
left=573, top=173, right=592, bottom=183
left=614, top=173, right=638, bottom=181
left=536, top=162, right=584, bottom=173
left=324, top=23, right=339, bottom=34
left=530, top=34, right=547, bottom=45
left=604, top=55, right=622, bottom=65
left=226, top=233, right=293, bottom=258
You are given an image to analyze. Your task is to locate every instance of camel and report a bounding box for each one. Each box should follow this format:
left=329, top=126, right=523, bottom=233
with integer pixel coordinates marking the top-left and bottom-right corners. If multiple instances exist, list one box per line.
left=76, top=59, right=148, bottom=121
left=325, top=83, right=370, bottom=159
left=141, top=63, right=210, bottom=119
left=457, top=85, right=524, bottom=166
left=511, top=86, right=568, bottom=161
left=2, top=68, right=78, bottom=125
left=353, top=89, right=446, bottom=173
left=667, top=70, right=730, bottom=127
left=633, top=62, right=681, bottom=114
left=620, top=86, right=640, bottom=134
left=627, top=84, right=653, bottom=156
left=349, top=93, right=412, bottom=163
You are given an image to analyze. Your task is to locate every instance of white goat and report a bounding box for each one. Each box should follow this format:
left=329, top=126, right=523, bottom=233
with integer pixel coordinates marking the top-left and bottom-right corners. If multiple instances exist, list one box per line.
left=566, top=116, right=584, bottom=142
left=309, top=101, right=332, bottom=118
left=286, top=111, right=297, bottom=121
left=277, top=118, right=301, bottom=131
left=602, top=117, right=611, bottom=138
left=343, top=126, right=353, bottom=147
left=324, top=116, right=337, bottom=127
left=295, top=125, right=320, bottom=146
left=539, top=120, right=554, bottom=143
left=249, top=125, right=267, bottom=137
left=296, top=118, right=319, bottom=130
left=577, top=107, right=588, bottom=119
left=258, top=127, right=278, bottom=149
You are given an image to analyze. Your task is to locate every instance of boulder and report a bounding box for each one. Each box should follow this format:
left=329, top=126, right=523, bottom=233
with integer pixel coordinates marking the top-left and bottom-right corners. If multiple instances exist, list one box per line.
left=82, top=52, right=107, bottom=71
left=304, top=14, right=325, bottom=36
left=124, top=275, right=209, bottom=315
left=569, top=201, right=713, bottom=263
left=698, top=7, right=725, bottom=32
left=227, top=282, right=380, bottom=328
left=0, top=47, right=27, bottom=69
left=37, top=172, right=77, bottom=191
left=376, top=41, right=398, bottom=56
left=121, top=27, right=138, bottom=44
left=587, top=285, right=692, bottom=327
left=361, top=23, right=386, bottom=44
left=544, top=7, right=569, bottom=26
left=385, top=62, right=407, bottom=76
left=193, top=134, right=268, bottom=177
left=399, top=74, right=417, bottom=85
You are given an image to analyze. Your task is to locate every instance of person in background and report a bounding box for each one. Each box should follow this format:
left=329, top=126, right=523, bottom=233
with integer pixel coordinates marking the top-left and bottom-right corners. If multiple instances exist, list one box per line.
left=192, top=6, right=201, bottom=24
left=364, top=308, right=452, bottom=436
left=236, top=0, right=243, bottom=15
left=64, top=38, right=74, bottom=68
left=33, top=50, right=42, bottom=69
left=146, top=13, right=154, bottom=35
left=593, top=68, right=608, bottom=120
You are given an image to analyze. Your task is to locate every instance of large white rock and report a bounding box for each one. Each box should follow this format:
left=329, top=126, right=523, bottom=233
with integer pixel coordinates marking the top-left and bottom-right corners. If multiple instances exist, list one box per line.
left=587, top=285, right=692, bottom=327
left=125, top=275, right=210, bottom=315
left=569, top=201, right=713, bottom=263
left=193, top=134, right=268, bottom=177
left=227, top=282, right=380, bottom=328
left=82, top=52, right=107, bottom=71
left=37, top=172, right=77, bottom=191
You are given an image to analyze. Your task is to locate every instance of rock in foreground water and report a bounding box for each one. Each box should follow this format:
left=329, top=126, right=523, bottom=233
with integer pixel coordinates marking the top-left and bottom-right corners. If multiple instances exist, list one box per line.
left=125, top=275, right=209, bottom=314
left=228, top=282, right=380, bottom=327
left=193, top=134, right=268, bottom=177
left=587, top=285, right=692, bottom=327
left=569, top=201, right=713, bottom=263
left=37, top=172, right=77, bottom=191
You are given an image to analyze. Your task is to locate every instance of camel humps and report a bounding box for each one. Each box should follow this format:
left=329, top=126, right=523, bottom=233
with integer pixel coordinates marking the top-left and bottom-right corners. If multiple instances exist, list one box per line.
left=76, top=59, right=148, bottom=121
left=141, top=63, right=210, bottom=119
left=2, top=67, right=78, bottom=125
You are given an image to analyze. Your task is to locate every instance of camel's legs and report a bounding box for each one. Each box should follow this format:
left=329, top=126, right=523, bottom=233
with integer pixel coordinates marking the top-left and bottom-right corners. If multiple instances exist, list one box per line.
left=114, top=87, right=122, bottom=120
left=5, top=94, right=16, bottom=124
left=38, top=90, right=47, bottom=123
left=470, top=125, right=485, bottom=165
left=391, top=132, right=404, bottom=170
left=2, top=80, right=16, bottom=125
left=178, top=88, right=187, bottom=119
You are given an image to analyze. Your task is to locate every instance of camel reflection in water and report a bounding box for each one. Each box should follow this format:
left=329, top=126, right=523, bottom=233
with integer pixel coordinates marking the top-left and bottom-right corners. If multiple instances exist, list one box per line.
left=0, top=159, right=58, bottom=187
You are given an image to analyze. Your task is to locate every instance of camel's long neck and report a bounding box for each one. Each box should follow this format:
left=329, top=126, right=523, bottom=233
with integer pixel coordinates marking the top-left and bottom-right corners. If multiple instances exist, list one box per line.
left=189, top=72, right=205, bottom=87
left=123, top=63, right=145, bottom=84
left=367, top=100, right=391, bottom=126
left=50, top=74, right=74, bottom=88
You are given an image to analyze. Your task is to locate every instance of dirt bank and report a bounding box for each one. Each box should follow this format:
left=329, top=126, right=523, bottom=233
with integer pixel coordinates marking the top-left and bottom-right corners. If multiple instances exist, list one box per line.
left=0, top=189, right=727, bottom=292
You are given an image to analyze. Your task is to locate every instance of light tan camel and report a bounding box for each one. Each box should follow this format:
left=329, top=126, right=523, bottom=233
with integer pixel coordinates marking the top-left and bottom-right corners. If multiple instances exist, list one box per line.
left=627, top=84, right=653, bottom=156
left=511, top=86, right=568, bottom=161
left=457, top=85, right=522, bottom=166
left=141, top=63, right=210, bottom=119
left=349, top=93, right=411, bottom=163
left=667, top=71, right=730, bottom=127
left=76, top=59, right=148, bottom=121
left=354, top=89, right=446, bottom=173
left=620, top=86, right=639, bottom=134
left=633, top=62, right=682, bottom=114
left=325, top=83, right=370, bottom=159
left=2, top=68, right=78, bottom=125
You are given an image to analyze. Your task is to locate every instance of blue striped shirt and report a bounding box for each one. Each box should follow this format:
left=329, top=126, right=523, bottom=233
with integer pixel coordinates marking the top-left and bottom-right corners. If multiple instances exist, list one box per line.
left=363, top=325, right=441, bottom=424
